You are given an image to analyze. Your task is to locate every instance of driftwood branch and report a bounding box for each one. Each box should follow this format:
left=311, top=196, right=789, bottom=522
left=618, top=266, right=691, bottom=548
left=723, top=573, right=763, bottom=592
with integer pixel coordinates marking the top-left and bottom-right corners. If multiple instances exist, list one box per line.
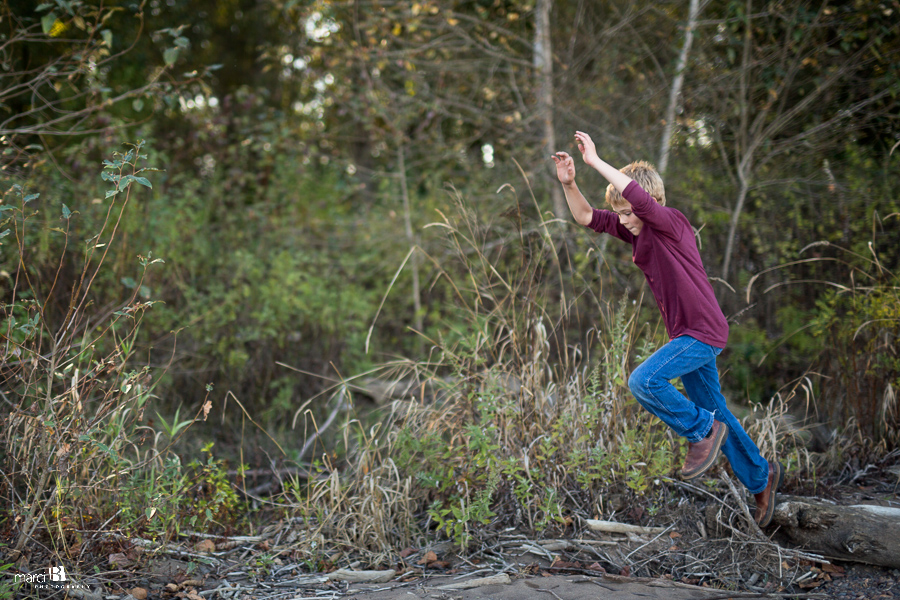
left=326, top=568, right=396, bottom=583
left=586, top=519, right=667, bottom=535
left=436, top=573, right=511, bottom=590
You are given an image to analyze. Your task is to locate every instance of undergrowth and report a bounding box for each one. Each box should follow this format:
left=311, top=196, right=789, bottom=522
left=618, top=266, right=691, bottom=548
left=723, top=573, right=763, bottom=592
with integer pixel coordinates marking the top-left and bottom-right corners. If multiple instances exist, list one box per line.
left=278, top=182, right=819, bottom=564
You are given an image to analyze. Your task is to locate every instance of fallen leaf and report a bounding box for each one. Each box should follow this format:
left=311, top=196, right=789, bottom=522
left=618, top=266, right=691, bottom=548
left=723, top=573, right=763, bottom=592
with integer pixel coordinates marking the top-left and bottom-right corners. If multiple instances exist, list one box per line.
left=669, top=531, right=682, bottom=538
left=549, top=559, right=581, bottom=571
left=822, top=563, right=845, bottom=574
left=620, top=565, right=631, bottom=577
left=165, top=583, right=179, bottom=593
left=108, top=552, right=131, bottom=568
left=398, top=547, right=417, bottom=558
left=130, top=588, right=148, bottom=600
left=586, top=562, right=606, bottom=574
left=418, top=551, right=437, bottom=565
left=798, top=579, right=823, bottom=589
left=194, top=539, right=216, bottom=553
left=429, top=561, right=451, bottom=569
left=201, top=399, right=212, bottom=421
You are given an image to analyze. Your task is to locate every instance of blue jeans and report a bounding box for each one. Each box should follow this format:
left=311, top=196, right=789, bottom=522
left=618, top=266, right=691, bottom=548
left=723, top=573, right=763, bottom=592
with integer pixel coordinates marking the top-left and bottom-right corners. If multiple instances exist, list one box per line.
left=628, top=335, right=769, bottom=494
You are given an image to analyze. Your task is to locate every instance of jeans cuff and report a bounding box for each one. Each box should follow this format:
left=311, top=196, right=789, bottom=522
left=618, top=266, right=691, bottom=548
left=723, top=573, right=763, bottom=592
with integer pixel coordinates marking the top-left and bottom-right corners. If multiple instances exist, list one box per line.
left=689, top=413, right=714, bottom=443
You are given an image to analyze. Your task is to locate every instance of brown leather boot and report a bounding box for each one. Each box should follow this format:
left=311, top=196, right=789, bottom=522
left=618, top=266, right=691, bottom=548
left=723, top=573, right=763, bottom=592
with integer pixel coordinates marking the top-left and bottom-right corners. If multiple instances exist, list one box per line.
left=681, top=420, right=728, bottom=480
left=754, top=461, right=784, bottom=527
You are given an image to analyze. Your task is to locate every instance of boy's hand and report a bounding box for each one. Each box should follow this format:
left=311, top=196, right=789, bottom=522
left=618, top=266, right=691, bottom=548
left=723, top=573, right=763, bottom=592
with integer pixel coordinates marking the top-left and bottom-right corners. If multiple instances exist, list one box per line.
left=575, top=131, right=600, bottom=166
left=551, top=151, right=576, bottom=185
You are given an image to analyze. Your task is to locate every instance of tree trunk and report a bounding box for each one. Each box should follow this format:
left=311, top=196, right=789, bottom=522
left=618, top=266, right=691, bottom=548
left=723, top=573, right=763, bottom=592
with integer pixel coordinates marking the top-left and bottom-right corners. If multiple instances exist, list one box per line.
left=534, top=0, right=566, bottom=219
left=658, top=0, right=702, bottom=176
left=397, top=144, right=423, bottom=347
left=772, top=497, right=900, bottom=568
left=721, top=173, right=749, bottom=280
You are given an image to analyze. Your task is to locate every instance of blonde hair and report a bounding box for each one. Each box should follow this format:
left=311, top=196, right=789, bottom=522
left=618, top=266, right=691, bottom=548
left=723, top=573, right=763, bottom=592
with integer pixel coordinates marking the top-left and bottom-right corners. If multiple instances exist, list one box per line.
left=605, top=160, right=666, bottom=208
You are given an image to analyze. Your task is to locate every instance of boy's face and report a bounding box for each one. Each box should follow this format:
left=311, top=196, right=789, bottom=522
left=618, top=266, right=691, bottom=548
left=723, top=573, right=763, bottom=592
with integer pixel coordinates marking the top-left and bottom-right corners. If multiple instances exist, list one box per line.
left=612, top=202, right=644, bottom=236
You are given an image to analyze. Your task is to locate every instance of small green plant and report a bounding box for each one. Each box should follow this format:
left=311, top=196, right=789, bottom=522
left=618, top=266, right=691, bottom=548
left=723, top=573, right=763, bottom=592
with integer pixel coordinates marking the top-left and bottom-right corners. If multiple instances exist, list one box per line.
left=0, top=561, right=19, bottom=600
left=185, top=442, right=244, bottom=531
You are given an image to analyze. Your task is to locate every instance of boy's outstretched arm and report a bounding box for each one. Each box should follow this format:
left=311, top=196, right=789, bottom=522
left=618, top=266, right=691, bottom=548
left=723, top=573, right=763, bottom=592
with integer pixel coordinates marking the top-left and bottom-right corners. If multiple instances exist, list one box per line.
left=575, top=131, right=633, bottom=193
left=551, top=151, right=593, bottom=226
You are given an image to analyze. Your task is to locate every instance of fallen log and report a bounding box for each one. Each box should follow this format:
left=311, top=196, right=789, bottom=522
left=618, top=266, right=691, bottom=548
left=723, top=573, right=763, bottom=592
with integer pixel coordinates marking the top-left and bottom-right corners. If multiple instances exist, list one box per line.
left=772, top=497, right=900, bottom=568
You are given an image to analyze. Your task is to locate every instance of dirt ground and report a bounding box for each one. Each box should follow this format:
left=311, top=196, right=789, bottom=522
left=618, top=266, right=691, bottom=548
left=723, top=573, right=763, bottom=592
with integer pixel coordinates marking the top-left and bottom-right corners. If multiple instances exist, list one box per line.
left=339, top=562, right=900, bottom=600
left=343, top=572, right=753, bottom=600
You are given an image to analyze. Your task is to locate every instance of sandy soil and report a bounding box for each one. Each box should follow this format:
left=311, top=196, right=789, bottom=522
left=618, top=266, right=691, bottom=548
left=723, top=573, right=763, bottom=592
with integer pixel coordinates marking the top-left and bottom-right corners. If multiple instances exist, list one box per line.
left=344, top=573, right=736, bottom=600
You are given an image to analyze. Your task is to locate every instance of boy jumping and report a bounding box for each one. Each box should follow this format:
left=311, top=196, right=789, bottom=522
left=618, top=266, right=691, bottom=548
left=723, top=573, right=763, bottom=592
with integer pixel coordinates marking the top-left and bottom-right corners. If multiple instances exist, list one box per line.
left=552, top=131, right=782, bottom=527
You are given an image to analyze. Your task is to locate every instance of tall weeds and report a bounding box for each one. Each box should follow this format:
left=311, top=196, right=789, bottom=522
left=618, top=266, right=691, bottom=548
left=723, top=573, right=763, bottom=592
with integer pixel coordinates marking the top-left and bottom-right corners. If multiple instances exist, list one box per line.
left=748, top=214, right=900, bottom=459
left=0, top=144, right=220, bottom=568
left=284, top=183, right=683, bottom=560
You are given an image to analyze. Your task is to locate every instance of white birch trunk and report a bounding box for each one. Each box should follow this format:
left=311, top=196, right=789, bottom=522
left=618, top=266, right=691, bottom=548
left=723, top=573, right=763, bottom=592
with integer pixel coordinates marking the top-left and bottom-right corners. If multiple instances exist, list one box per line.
left=658, top=0, right=702, bottom=175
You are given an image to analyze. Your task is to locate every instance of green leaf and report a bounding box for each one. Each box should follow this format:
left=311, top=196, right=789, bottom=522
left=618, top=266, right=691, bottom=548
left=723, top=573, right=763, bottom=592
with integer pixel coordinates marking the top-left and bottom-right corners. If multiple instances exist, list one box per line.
left=164, top=47, right=180, bottom=66
left=101, top=29, right=113, bottom=47
left=132, top=98, right=144, bottom=112
left=41, top=12, right=57, bottom=34
left=133, top=176, right=152, bottom=188
left=105, top=189, right=119, bottom=199
left=62, top=204, right=71, bottom=219
left=23, top=193, right=40, bottom=203
left=174, top=36, right=189, bottom=48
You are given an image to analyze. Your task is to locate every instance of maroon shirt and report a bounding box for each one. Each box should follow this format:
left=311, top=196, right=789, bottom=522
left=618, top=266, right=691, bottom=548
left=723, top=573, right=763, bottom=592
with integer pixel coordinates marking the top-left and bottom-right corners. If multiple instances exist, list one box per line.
left=587, top=180, right=729, bottom=348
